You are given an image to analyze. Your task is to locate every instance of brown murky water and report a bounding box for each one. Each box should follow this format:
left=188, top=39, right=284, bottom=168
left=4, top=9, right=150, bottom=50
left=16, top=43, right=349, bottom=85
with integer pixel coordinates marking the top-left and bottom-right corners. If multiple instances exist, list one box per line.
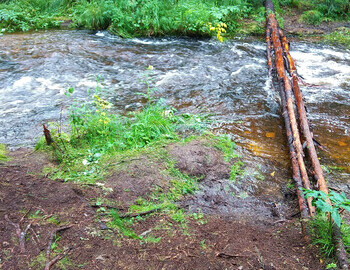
left=0, top=30, right=349, bottom=202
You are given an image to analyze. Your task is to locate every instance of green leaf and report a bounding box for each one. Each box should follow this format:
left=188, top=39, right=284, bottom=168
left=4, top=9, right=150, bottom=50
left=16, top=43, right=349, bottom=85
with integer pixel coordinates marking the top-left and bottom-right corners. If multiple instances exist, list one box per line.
left=341, top=205, right=350, bottom=212
left=315, top=199, right=333, bottom=213
left=331, top=210, right=341, bottom=227
left=329, top=191, right=345, bottom=204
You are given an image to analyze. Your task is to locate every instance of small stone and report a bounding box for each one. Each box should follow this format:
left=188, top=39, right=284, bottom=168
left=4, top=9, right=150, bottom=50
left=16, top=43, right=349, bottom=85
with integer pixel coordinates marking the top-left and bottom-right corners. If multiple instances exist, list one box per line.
left=2, top=241, right=9, bottom=248
left=96, top=255, right=105, bottom=261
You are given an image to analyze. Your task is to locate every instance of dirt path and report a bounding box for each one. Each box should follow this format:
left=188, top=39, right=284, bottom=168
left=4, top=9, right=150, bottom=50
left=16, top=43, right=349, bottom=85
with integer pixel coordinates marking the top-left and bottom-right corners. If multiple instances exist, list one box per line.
left=0, top=144, right=323, bottom=270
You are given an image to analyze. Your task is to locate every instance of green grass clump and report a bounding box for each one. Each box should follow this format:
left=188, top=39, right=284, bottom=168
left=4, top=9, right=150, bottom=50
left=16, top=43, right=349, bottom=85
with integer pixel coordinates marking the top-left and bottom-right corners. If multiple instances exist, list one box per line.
left=38, top=80, right=206, bottom=184
left=209, top=134, right=243, bottom=181
left=0, top=144, right=9, bottom=161
left=325, top=28, right=350, bottom=48
left=299, top=9, right=323, bottom=25
left=279, top=0, right=349, bottom=23
left=309, top=214, right=350, bottom=262
left=0, top=0, right=66, bottom=32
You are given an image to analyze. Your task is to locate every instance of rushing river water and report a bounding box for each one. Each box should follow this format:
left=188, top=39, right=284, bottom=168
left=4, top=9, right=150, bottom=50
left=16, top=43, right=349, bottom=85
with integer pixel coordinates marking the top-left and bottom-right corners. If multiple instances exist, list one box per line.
left=0, top=30, right=349, bottom=202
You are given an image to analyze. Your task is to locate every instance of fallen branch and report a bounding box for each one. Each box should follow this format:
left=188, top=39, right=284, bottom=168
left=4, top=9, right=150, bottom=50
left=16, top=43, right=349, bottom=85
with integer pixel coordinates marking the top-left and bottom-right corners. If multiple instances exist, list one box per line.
left=44, top=247, right=73, bottom=270
left=119, top=208, right=160, bottom=218
left=44, top=225, right=73, bottom=270
left=216, top=252, right=250, bottom=258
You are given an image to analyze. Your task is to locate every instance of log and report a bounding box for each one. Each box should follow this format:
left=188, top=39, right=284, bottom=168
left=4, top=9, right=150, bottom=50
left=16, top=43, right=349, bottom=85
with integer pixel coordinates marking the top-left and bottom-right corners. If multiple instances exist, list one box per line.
left=265, top=24, right=309, bottom=225
left=266, top=9, right=314, bottom=216
left=265, top=0, right=349, bottom=268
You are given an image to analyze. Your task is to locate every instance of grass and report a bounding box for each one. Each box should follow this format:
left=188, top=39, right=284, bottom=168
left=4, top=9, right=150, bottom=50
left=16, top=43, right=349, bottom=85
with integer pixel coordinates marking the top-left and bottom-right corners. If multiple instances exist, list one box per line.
left=279, top=0, right=350, bottom=25
left=0, top=144, right=9, bottom=162
left=325, top=27, right=350, bottom=48
left=38, top=80, right=207, bottom=184
left=308, top=214, right=350, bottom=263
left=208, top=134, right=243, bottom=181
left=37, top=76, right=240, bottom=241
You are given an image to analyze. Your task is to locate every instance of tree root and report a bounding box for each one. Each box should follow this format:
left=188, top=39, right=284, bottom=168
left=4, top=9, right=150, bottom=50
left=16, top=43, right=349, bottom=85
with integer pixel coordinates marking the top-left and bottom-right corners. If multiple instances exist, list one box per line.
left=4, top=210, right=32, bottom=253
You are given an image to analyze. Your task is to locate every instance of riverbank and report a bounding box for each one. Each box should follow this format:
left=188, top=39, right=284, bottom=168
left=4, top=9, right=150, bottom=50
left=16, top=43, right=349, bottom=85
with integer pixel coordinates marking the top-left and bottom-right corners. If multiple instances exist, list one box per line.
left=0, top=0, right=349, bottom=47
left=0, top=141, right=325, bottom=269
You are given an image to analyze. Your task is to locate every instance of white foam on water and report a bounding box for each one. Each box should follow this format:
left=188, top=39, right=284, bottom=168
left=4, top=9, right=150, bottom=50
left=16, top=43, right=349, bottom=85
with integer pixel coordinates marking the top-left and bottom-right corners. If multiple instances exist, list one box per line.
left=12, top=76, right=33, bottom=88
left=231, top=64, right=262, bottom=76
left=95, top=31, right=105, bottom=37
left=156, top=70, right=179, bottom=86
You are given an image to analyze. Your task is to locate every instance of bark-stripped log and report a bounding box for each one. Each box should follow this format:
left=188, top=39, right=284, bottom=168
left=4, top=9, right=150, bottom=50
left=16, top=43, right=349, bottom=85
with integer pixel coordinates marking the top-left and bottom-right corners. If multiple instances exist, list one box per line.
left=265, top=0, right=349, bottom=268
left=265, top=19, right=309, bottom=226
left=267, top=12, right=314, bottom=216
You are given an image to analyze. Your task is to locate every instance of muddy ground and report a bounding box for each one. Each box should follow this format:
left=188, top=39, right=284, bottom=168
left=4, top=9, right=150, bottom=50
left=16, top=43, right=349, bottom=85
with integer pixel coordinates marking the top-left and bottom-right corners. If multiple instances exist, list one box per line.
left=0, top=140, right=324, bottom=270
left=282, top=9, right=350, bottom=38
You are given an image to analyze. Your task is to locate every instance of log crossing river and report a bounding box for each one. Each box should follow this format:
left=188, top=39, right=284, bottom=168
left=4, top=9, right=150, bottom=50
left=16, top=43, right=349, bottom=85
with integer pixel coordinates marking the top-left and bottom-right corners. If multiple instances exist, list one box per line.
left=0, top=30, right=349, bottom=199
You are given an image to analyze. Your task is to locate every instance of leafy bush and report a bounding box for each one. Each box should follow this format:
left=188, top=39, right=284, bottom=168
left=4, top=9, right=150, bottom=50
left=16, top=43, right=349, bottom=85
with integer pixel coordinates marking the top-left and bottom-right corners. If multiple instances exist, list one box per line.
left=299, top=9, right=323, bottom=25
left=0, top=0, right=64, bottom=32
left=72, top=0, right=116, bottom=30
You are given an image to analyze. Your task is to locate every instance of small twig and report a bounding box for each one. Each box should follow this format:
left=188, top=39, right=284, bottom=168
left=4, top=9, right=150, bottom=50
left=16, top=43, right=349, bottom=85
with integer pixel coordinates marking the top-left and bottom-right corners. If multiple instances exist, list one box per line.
left=46, top=225, right=73, bottom=260
left=90, top=204, right=120, bottom=210
left=44, top=247, right=73, bottom=270
left=102, top=158, right=142, bottom=169
left=119, top=208, right=160, bottom=218
left=216, top=252, right=250, bottom=258
left=44, top=225, right=73, bottom=270
left=30, top=227, right=42, bottom=252
left=329, top=186, right=342, bottom=192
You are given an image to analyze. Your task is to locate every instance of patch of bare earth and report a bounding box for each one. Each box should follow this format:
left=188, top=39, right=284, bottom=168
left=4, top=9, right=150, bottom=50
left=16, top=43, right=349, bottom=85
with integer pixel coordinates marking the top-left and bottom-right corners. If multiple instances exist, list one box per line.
left=282, top=10, right=350, bottom=37
left=0, top=142, right=323, bottom=269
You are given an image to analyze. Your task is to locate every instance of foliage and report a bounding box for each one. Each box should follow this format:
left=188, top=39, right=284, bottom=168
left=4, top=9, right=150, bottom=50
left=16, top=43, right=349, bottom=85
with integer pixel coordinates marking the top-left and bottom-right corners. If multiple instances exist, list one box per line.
left=0, top=0, right=262, bottom=37
left=0, top=144, right=9, bottom=161
left=210, top=134, right=243, bottom=181
left=279, top=0, right=350, bottom=21
left=302, top=189, right=350, bottom=227
left=325, top=27, right=350, bottom=48
left=303, top=188, right=350, bottom=260
left=299, top=9, right=323, bottom=25
left=308, top=214, right=350, bottom=260
left=40, top=87, right=204, bottom=183
left=0, top=0, right=64, bottom=32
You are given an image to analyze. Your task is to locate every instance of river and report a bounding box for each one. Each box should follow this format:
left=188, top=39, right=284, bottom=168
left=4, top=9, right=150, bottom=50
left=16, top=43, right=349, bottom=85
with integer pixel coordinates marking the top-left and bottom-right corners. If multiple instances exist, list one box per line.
left=0, top=30, right=349, bottom=200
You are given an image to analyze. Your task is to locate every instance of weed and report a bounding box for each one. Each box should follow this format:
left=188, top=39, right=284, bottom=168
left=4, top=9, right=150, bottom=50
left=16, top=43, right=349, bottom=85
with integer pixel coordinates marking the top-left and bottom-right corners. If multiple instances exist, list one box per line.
left=325, top=28, right=350, bottom=48
left=286, top=179, right=295, bottom=190
left=304, top=189, right=350, bottom=260
left=208, top=134, right=244, bottom=181
left=171, top=209, right=186, bottom=223
left=230, top=161, right=244, bottom=181
left=200, top=239, right=207, bottom=249
left=302, top=189, right=350, bottom=227
left=0, top=144, right=9, bottom=161
left=299, top=10, right=323, bottom=25
left=108, top=210, right=140, bottom=239
left=0, top=0, right=267, bottom=36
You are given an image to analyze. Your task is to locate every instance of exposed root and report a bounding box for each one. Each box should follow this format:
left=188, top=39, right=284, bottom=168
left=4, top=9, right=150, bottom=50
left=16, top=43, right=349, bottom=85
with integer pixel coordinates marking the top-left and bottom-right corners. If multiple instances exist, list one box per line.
left=4, top=210, right=32, bottom=253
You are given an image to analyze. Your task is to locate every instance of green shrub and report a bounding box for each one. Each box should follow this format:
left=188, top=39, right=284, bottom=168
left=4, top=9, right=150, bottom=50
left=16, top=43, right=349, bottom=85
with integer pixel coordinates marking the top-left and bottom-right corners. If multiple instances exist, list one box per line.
left=299, top=9, right=323, bottom=25
left=73, top=0, right=115, bottom=30
left=0, top=144, right=9, bottom=161
left=0, top=0, right=64, bottom=32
